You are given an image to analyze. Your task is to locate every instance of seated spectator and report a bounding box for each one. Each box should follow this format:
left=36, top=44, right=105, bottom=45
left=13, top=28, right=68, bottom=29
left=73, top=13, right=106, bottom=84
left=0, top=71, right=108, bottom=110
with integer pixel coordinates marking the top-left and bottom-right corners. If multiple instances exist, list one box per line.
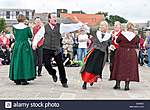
left=63, top=49, right=72, bottom=66
left=0, top=31, right=10, bottom=49
left=0, top=45, right=10, bottom=65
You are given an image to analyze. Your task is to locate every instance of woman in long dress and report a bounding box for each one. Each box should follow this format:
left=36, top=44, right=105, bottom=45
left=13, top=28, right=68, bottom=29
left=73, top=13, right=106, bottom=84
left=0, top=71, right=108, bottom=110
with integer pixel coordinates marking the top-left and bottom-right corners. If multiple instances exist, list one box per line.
left=9, top=14, right=36, bottom=85
left=110, top=22, right=139, bottom=90
left=80, top=21, right=112, bottom=89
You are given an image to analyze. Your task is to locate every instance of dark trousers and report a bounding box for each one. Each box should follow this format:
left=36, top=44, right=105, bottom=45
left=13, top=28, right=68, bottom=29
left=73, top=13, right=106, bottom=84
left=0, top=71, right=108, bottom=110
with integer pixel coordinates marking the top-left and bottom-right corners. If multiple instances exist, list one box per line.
left=106, top=46, right=109, bottom=62
left=72, top=47, right=78, bottom=60
left=138, top=49, right=144, bottom=65
left=33, top=47, right=43, bottom=75
left=43, top=48, right=67, bottom=84
left=109, top=50, right=116, bottom=74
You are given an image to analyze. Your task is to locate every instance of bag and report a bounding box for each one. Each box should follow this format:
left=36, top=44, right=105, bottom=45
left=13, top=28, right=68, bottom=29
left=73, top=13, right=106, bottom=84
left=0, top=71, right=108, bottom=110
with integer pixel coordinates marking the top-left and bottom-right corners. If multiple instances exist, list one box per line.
left=37, top=37, right=45, bottom=47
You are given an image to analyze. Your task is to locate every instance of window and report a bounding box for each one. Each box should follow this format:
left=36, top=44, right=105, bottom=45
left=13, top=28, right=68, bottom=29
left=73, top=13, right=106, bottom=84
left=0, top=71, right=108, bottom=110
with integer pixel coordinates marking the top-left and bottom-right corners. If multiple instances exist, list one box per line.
left=6, top=11, right=10, bottom=19
left=16, top=11, right=19, bottom=17
left=26, top=11, right=29, bottom=19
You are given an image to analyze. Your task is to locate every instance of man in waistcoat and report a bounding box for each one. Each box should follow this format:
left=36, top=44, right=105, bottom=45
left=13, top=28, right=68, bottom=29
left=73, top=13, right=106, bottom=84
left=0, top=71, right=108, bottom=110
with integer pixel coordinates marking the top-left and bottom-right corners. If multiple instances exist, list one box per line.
left=32, top=13, right=88, bottom=88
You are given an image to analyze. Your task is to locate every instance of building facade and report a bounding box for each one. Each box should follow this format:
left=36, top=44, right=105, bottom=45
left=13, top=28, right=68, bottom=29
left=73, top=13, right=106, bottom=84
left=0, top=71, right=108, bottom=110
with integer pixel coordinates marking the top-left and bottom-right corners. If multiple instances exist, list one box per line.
left=0, top=9, right=35, bottom=26
left=57, top=9, right=68, bottom=17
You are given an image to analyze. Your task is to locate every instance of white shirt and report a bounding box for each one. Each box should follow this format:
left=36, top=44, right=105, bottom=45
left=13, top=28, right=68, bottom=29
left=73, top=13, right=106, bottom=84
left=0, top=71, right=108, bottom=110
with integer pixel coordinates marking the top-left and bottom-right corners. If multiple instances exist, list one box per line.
left=49, top=23, right=55, bottom=30
left=78, top=34, right=89, bottom=48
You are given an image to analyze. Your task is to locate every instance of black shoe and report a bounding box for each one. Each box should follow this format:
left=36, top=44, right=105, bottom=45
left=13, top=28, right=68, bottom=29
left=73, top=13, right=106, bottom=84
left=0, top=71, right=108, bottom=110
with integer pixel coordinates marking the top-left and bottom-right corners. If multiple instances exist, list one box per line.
left=124, top=81, right=130, bottom=91
left=38, top=74, right=42, bottom=76
left=14, top=81, right=21, bottom=85
left=38, top=68, right=42, bottom=75
left=90, top=82, right=94, bottom=86
left=113, top=85, right=120, bottom=89
left=113, top=80, right=120, bottom=89
left=21, top=81, right=29, bottom=85
left=52, top=75, right=58, bottom=82
left=62, top=83, right=68, bottom=88
left=140, top=63, right=144, bottom=66
left=82, top=82, right=87, bottom=90
left=124, top=86, right=130, bottom=91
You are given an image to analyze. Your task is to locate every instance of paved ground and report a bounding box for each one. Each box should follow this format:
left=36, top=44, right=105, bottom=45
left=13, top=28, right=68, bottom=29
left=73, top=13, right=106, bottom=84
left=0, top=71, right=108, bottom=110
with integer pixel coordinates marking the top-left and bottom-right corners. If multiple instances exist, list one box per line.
left=0, top=63, right=150, bottom=100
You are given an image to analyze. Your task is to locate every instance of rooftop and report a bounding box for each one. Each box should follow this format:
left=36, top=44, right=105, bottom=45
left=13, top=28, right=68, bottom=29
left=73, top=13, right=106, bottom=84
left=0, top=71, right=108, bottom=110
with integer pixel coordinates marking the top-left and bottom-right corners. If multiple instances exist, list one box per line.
left=60, top=13, right=104, bottom=27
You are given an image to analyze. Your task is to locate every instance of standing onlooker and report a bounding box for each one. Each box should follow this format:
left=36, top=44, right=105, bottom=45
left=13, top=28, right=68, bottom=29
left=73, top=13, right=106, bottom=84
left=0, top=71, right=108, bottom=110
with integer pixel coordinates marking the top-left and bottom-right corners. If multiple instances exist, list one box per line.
left=32, top=17, right=44, bottom=76
left=72, top=32, right=79, bottom=61
left=144, top=31, right=150, bottom=67
left=62, top=32, right=73, bottom=60
left=80, top=21, right=112, bottom=90
left=77, top=30, right=89, bottom=61
left=138, top=33, right=144, bottom=66
left=9, top=14, right=36, bottom=85
left=110, top=22, right=139, bottom=90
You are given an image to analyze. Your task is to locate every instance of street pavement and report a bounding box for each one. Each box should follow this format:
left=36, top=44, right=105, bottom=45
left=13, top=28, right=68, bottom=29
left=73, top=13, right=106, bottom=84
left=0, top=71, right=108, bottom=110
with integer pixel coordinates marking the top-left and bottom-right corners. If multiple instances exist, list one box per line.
left=0, top=63, right=150, bottom=100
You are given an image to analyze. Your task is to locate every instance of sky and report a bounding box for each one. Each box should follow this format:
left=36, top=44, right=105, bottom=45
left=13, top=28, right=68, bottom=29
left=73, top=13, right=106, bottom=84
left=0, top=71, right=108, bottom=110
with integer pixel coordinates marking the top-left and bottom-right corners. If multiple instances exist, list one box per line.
left=0, top=0, right=150, bottom=23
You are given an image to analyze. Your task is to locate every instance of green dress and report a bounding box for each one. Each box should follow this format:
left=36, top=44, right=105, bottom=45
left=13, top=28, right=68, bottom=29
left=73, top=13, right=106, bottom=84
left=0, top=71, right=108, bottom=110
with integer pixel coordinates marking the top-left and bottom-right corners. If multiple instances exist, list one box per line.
left=9, top=27, right=36, bottom=81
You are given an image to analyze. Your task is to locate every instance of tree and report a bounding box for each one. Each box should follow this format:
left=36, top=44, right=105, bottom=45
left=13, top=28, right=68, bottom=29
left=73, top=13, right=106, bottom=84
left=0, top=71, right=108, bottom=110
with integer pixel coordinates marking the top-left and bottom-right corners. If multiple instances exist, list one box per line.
left=96, top=11, right=128, bottom=26
left=95, top=11, right=108, bottom=17
left=108, top=15, right=128, bottom=26
left=0, top=18, right=6, bottom=32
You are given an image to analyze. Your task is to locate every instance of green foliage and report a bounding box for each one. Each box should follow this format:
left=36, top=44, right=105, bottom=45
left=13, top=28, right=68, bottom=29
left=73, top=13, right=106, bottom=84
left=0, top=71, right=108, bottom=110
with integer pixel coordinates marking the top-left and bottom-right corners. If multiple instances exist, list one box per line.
left=95, top=11, right=108, bottom=17
left=95, top=11, right=128, bottom=26
left=0, top=18, right=6, bottom=32
left=107, top=15, right=128, bottom=26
